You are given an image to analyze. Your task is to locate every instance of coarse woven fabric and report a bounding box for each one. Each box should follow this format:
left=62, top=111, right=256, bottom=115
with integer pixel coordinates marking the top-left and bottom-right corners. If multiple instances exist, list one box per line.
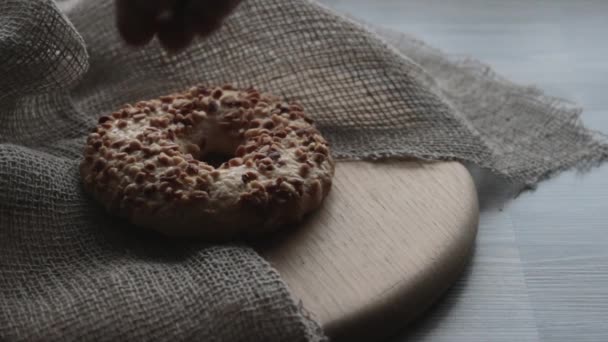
left=1, top=0, right=607, bottom=341
left=0, top=2, right=325, bottom=342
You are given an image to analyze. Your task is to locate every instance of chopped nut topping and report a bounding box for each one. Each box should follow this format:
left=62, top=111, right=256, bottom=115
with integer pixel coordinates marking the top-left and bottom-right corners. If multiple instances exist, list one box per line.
left=242, top=171, right=258, bottom=183
left=81, top=84, right=333, bottom=236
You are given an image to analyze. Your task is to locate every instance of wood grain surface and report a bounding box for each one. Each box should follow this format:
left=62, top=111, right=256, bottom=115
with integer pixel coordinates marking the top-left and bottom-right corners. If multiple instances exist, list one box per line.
left=318, top=1, right=608, bottom=341
left=261, top=161, right=479, bottom=342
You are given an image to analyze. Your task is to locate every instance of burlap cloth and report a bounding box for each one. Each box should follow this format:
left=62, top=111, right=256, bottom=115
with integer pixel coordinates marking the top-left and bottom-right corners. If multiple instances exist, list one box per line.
left=1, top=0, right=606, bottom=341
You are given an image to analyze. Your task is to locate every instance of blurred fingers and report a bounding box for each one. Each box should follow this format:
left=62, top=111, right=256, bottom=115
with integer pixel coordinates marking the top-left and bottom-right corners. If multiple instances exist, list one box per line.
left=116, top=0, right=243, bottom=51
left=156, top=1, right=196, bottom=51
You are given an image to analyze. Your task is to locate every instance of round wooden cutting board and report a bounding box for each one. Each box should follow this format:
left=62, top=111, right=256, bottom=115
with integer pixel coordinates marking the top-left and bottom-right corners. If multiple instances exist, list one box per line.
left=259, top=161, right=479, bottom=341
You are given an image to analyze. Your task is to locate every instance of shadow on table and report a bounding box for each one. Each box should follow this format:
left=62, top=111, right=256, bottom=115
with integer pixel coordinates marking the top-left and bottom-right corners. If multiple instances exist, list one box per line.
left=466, top=163, right=527, bottom=212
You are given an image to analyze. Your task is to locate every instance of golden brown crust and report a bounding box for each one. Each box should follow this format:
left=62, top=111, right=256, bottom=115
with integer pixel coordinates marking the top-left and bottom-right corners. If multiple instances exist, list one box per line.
left=79, top=85, right=334, bottom=240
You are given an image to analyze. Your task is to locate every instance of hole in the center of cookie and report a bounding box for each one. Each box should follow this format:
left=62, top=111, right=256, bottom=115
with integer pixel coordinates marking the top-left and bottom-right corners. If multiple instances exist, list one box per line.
left=200, top=151, right=233, bottom=168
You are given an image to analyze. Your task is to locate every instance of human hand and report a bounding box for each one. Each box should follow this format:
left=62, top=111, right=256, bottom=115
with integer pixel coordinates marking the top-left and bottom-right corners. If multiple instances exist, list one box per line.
left=116, top=0, right=242, bottom=52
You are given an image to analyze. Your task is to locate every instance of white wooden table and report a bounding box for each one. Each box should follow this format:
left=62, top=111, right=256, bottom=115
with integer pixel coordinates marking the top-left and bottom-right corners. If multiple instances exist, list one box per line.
left=319, top=1, right=608, bottom=341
